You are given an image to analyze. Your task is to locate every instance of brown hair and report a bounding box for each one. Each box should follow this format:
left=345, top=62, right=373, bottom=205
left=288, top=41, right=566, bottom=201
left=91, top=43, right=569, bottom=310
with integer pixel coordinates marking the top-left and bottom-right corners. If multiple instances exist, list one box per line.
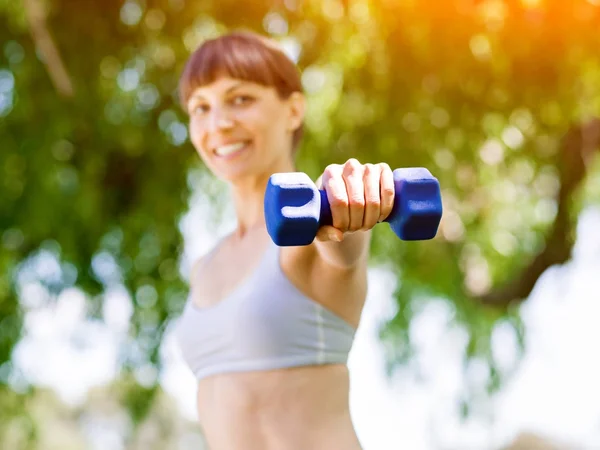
left=178, top=31, right=304, bottom=153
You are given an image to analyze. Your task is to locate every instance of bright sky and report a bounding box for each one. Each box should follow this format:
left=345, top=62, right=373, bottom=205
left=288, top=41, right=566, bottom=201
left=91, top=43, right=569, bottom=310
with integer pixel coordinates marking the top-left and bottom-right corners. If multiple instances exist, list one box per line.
left=11, top=175, right=600, bottom=449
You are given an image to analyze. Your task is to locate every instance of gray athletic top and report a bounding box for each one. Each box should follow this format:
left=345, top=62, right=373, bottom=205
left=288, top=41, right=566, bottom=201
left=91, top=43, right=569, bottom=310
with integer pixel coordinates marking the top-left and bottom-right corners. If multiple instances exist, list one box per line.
left=175, top=239, right=357, bottom=382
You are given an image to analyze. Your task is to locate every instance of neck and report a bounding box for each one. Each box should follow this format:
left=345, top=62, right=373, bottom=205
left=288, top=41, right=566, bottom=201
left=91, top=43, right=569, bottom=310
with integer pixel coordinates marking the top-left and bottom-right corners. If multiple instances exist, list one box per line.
left=229, top=156, right=296, bottom=238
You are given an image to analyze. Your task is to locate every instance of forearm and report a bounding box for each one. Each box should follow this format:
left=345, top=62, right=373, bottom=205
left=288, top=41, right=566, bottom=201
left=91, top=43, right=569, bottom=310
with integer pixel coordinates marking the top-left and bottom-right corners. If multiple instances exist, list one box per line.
left=313, top=230, right=371, bottom=269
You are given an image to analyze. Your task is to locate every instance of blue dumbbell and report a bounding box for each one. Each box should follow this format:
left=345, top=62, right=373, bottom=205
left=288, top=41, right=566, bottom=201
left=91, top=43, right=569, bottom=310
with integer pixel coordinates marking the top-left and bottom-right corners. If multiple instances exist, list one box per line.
left=264, top=167, right=443, bottom=246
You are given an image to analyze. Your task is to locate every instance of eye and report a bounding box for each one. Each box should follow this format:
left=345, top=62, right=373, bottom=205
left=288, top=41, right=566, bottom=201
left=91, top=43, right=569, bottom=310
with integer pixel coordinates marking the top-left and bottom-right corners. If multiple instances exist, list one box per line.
left=232, top=95, right=253, bottom=106
left=191, top=104, right=209, bottom=116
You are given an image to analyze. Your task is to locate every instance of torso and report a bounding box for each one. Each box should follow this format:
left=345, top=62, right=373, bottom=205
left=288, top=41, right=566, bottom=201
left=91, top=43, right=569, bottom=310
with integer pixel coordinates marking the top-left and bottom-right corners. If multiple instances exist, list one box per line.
left=188, top=227, right=367, bottom=450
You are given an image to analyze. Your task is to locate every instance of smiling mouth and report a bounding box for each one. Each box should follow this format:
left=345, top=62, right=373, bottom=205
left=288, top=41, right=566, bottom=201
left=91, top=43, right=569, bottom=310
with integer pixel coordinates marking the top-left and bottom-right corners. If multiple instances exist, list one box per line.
left=214, top=141, right=251, bottom=157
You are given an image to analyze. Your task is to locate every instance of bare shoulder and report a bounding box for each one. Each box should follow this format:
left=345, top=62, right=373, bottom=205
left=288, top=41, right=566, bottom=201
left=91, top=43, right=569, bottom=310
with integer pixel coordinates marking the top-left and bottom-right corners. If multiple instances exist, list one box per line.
left=189, top=240, right=224, bottom=288
left=280, top=243, right=368, bottom=328
left=188, top=253, right=209, bottom=291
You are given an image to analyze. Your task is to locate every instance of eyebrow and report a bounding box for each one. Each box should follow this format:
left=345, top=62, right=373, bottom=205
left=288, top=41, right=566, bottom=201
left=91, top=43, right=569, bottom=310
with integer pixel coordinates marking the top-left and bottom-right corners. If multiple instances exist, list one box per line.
left=188, top=82, right=246, bottom=103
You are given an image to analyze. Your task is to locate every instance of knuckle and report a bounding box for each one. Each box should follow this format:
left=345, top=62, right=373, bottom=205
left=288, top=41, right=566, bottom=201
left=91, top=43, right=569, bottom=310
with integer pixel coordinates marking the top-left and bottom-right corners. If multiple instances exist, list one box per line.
left=363, top=163, right=377, bottom=175
left=324, top=164, right=341, bottom=176
left=378, top=162, right=392, bottom=172
left=344, top=158, right=362, bottom=173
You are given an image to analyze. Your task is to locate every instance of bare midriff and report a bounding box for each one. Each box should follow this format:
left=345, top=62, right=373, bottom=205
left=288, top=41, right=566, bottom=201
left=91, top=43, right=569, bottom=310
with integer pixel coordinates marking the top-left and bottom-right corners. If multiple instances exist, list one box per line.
left=196, top=364, right=362, bottom=450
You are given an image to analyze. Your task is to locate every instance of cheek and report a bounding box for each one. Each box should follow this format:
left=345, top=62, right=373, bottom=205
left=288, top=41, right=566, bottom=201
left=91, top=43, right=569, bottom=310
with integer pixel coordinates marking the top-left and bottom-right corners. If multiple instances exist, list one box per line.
left=189, top=121, right=206, bottom=151
left=189, top=125, right=214, bottom=165
left=189, top=120, right=200, bottom=142
left=247, top=109, right=286, bottom=145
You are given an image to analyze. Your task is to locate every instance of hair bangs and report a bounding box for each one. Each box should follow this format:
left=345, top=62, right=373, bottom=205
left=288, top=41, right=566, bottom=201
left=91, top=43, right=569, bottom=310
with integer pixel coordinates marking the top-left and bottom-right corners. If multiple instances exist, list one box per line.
left=179, top=33, right=293, bottom=107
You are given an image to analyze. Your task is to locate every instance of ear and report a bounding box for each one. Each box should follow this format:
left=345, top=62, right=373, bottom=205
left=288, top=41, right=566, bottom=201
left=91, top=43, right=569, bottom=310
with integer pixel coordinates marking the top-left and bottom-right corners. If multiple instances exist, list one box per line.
left=285, top=92, right=306, bottom=132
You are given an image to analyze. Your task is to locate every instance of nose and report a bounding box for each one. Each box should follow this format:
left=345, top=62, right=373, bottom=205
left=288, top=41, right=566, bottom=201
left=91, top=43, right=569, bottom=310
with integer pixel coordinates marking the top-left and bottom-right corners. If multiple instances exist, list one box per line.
left=207, top=107, right=234, bottom=132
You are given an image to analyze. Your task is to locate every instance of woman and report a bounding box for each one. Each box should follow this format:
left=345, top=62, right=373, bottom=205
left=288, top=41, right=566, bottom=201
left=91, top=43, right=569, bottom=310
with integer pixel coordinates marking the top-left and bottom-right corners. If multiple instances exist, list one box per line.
left=175, top=30, right=395, bottom=450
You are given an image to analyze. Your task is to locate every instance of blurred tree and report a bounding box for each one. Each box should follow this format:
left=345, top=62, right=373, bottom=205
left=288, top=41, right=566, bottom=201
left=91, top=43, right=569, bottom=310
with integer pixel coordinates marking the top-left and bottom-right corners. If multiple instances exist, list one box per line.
left=1, top=0, right=599, bottom=444
left=0, top=380, right=205, bottom=450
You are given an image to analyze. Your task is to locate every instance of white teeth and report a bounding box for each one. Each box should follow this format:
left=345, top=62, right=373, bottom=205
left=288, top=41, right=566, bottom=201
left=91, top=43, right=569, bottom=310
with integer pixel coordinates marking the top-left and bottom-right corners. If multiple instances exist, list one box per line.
left=215, top=142, right=247, bottom=156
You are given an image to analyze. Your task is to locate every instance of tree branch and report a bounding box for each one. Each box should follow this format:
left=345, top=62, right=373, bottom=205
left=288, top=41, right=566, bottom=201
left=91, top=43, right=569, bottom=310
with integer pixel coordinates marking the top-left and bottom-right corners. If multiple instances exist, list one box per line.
left=476, top=117, right=600, bottom=307
left=23, top=0, right=74, bottom=97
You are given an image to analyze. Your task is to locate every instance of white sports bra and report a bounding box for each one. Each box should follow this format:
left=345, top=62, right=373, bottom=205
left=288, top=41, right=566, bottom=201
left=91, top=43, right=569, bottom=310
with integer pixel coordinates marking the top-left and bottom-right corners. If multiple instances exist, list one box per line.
left=175, top=239, right=357, bottom=381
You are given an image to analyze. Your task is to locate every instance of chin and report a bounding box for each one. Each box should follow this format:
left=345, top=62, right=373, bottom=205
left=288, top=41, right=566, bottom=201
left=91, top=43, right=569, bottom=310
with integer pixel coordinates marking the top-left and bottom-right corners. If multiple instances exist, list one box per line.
left=212, top=155, right=277, bottom=184
left=212, top=164, right=262, bottom=184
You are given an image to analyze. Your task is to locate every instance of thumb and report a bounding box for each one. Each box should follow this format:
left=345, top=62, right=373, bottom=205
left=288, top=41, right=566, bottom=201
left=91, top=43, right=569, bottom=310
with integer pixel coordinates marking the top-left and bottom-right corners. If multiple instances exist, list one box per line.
left=316, top=225, right=344, bottom=242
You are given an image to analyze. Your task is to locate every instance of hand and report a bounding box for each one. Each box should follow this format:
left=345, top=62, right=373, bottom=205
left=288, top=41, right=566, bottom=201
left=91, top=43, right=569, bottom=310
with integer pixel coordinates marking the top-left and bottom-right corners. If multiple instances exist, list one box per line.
left=315, top=158, right=395, bottom=242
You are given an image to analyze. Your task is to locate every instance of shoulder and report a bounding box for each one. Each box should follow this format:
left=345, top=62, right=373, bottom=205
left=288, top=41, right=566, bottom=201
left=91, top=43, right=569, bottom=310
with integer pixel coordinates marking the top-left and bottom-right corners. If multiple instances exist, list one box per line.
left=189, top=238, right=226, bottom=286
left=189, top=254, right=208, bottom=290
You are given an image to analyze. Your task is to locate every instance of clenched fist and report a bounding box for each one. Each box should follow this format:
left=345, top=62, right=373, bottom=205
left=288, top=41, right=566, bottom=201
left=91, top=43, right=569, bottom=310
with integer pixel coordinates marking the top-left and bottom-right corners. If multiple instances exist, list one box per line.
left=316, top=158, right=395, bottom=242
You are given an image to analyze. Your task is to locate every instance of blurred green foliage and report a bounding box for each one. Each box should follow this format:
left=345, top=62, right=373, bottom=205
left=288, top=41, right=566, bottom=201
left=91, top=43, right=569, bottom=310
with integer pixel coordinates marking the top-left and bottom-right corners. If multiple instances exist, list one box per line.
left=1, top=0, right=600, bottom=444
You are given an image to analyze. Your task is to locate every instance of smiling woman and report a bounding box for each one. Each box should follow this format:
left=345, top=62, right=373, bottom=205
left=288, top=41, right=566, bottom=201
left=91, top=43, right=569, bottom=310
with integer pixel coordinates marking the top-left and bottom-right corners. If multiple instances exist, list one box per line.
left=178, top=32, right=307, bottom=185
left=178, top=31, right=305, bottom=156
left=173, top=30, right=397, bottom=450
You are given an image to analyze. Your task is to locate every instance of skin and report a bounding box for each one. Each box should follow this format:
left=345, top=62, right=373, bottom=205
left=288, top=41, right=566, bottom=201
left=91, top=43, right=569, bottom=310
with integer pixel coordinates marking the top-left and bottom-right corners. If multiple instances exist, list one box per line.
left=185, top=75, right=395, bottom=450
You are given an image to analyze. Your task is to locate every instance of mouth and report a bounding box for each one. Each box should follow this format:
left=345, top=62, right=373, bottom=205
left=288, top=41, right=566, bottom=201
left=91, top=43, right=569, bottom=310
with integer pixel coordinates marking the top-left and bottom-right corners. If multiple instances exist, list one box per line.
left=213, top=141, right=251, bottom=158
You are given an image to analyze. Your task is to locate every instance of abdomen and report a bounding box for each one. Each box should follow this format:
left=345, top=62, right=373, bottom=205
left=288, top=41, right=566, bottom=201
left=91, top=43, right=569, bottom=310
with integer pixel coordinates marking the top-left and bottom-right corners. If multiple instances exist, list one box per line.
left=196, top=364, right=362, bottom=450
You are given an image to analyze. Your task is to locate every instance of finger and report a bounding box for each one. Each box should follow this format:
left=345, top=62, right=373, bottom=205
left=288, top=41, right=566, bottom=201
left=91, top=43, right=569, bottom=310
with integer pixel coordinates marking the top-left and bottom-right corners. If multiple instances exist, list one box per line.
left=322, top=165, right=350, bottom=232
left=362, top=163, right=381, bottom=230
left=378, top=163, right=395, bottom=222
left=342, top=158, right=365, bottom=232
left=316, top=225, right=344, bottom=242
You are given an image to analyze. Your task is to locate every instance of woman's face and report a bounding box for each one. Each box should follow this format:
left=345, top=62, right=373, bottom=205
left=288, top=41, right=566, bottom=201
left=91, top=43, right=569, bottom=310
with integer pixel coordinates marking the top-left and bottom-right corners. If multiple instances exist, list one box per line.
left=186, top=76, right=304, bottom=182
